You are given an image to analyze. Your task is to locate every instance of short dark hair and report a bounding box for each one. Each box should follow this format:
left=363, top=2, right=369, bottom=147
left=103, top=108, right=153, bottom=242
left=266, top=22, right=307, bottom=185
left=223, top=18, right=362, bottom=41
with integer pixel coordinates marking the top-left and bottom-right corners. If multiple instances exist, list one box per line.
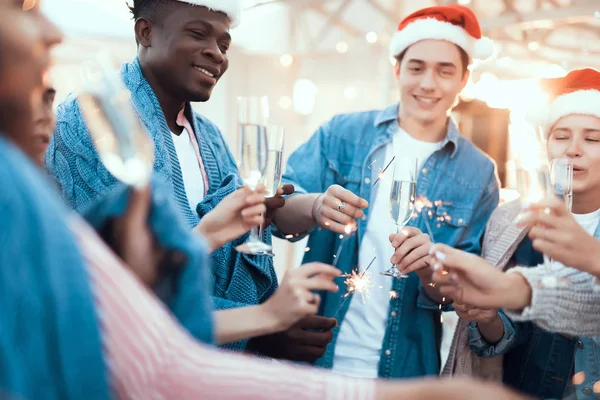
left=395, top=44, right=470, bottom=76
left=128, top=0, right=176, bottom=20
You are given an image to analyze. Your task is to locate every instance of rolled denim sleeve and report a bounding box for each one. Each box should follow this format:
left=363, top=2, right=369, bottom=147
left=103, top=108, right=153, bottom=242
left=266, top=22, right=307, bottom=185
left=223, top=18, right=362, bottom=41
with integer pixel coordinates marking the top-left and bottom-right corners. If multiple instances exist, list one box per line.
left=469, top=311, right=517, bottom=358
left=417, top=285, right=455, bottom=311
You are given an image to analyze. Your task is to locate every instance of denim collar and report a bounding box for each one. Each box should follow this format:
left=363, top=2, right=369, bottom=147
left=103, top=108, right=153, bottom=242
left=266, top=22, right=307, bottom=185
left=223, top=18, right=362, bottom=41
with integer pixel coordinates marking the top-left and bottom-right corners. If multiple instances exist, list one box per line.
left=374, top=103, right=460, bottom=158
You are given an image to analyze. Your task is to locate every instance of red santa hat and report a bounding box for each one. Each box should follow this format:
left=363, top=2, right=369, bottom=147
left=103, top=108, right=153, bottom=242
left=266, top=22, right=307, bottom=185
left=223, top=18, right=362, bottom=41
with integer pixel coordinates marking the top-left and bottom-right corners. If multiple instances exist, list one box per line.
left=176, top=0, right=242, bottom=28
left=527, top=68, right=600, bottom=134
left=389, top=5, right=494, bottom=62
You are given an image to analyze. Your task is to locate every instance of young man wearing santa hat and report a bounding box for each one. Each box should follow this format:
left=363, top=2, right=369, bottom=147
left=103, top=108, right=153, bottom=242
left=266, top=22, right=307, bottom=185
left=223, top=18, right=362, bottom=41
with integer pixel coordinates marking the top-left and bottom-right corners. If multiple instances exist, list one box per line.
left=271, top=4, right=500, bottom=378
left=431, top=67, right=600, bottom=399
left=46, top=0, right=338, bottom=358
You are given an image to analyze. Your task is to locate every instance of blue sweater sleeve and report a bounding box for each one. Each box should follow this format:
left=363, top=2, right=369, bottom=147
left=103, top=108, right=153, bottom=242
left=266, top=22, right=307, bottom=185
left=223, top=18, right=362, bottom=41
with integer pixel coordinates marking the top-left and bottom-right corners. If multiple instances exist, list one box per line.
left=0, top=138, right=110, bottom=399
left=81, top=179, right=215, bottom=345
left=45, top=96, right=119, bottom=212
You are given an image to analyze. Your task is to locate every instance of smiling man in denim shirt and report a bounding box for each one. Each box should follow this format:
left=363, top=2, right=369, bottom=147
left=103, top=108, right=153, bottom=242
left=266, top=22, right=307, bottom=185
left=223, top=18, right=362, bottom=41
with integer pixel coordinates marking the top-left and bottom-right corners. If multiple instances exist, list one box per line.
left=272, top=5, right=500, bottom=378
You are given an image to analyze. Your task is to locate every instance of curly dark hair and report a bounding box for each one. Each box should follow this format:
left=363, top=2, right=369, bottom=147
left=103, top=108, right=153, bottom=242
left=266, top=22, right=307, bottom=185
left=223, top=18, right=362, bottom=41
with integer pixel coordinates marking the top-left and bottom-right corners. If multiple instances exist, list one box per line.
left=127, top=0, right=176, bottom=20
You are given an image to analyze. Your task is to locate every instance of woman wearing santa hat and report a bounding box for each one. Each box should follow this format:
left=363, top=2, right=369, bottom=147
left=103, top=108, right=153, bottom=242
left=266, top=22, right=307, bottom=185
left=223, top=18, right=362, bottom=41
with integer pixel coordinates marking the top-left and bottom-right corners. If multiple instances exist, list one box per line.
left=432, top=68, right=600, bottom=399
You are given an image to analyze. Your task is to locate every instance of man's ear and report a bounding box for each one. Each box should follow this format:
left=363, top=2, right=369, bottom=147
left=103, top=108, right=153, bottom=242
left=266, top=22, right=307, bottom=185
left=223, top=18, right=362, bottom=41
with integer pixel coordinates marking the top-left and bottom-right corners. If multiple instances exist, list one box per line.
left=393, top=61, right=400, bottom=79
left=134, top=18, right=153, bottom=48
left=460, top=69, right=471, bottom=91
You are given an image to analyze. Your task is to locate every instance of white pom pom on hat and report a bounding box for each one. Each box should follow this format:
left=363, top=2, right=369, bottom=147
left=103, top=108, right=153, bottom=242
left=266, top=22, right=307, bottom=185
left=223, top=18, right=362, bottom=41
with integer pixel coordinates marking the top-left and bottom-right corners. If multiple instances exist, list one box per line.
left=176, top=0, right=242, bottom=28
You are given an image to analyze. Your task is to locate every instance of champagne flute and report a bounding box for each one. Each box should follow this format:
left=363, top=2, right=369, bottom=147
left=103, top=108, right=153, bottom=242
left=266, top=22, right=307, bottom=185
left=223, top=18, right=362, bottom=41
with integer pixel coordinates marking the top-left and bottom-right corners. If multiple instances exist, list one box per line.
left=257, top=125, right=285, bottom=257
left=235, top=96, right=272, bottom=255
left=77, top=55, right=154, bottom=188
left=515, top=159, right=572, bottom=286
left=550, top=158, right=573, bottom=212
left=381, top=158, right=418, bottom=278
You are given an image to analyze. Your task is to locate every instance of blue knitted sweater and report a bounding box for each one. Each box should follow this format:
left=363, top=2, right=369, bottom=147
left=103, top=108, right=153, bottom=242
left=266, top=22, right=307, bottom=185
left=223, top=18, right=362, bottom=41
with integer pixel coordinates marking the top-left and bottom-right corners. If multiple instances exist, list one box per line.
left=1, top=135, right=216, bottom=397
left=45, top=58, right=278, bottom=348
left=0, top=136, right=109, bottom=399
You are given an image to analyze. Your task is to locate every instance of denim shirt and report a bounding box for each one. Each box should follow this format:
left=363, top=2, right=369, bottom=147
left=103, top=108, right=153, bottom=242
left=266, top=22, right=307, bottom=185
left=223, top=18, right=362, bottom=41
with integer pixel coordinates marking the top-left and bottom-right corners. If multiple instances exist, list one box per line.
left=470, top=233, right=600, bottom=399
left=280, top=103, right=499, bottom=378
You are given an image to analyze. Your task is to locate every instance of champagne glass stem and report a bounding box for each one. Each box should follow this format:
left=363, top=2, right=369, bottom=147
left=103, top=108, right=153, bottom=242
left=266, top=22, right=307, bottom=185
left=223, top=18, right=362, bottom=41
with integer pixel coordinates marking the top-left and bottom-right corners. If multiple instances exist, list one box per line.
left=249, top=225, right=261, bottom=243
left=258, top=214, right=265, bottom=241
left=388, top=226, right=401, bottom=270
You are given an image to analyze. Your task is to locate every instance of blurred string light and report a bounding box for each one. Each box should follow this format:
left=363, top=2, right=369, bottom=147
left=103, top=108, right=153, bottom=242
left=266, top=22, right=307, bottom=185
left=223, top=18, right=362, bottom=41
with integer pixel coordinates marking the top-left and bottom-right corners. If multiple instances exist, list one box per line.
left=457, top=0, right=471, bottom=4
left=344, top=87, right=357, bottom=100
left=336, top=41, right=349, bottom=54
left=528, top=41, right=540, bottom=51
left=366, top=32, right=378, bottom=44
left=594, top=11, right=600, bottom=18
left=278, top=96, right=292, bottom=110
left=280, top=53, right=293, bottom=67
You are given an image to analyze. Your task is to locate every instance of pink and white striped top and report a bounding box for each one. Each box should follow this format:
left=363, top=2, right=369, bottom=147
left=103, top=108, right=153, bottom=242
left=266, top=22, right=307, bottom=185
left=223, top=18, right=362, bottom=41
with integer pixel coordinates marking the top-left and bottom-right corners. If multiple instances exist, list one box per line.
left=71, top=217, right=377, bottom=400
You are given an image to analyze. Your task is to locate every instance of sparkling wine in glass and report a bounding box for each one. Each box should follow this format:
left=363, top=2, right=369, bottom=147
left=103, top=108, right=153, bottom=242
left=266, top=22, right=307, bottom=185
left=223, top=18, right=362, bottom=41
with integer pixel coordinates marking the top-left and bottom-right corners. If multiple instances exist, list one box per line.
left=516, top=159, right=571, bottom=286
left=515, top=163, right=553, bottom=209
left=262, top=126, right=285, bottom=197
left=257, top=126, right=285, bottom=257
left=382, top=158, right=418, bottom=278
left=550, top=158, right=573, bottom=212
left=77, top=56, right=154, bottom=189
left=235, top=96, right=272, bottom=255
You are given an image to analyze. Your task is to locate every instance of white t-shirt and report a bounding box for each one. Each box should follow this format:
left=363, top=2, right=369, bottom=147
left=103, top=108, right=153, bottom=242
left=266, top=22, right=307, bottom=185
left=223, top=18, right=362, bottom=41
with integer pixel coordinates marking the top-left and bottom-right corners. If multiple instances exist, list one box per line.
left=171, top=129, right=205, bottom=212
left=332, top=128, right=443, bottom=378
left=572, top=209, right=600, bottom=236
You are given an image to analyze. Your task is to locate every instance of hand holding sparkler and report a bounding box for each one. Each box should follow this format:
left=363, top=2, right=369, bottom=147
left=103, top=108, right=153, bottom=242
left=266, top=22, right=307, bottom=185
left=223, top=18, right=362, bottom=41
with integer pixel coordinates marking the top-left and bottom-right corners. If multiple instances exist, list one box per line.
left=262, top=262, right=341, bottom=331
left=247, top=315, right=337, bottom=362
left=312, top=184, right=368, bottom=234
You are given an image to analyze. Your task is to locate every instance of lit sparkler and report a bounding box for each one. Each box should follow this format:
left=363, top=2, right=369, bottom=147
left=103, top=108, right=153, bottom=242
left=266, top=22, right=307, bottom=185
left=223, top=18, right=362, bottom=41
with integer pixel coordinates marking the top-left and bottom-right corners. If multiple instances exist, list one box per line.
left=341, top=269, right=374, bottom=304
left=332, top=223, right=355, bottom=267
left=371, top=156, right=396, bottom=187
left=330, top=256, right=377, bottom=318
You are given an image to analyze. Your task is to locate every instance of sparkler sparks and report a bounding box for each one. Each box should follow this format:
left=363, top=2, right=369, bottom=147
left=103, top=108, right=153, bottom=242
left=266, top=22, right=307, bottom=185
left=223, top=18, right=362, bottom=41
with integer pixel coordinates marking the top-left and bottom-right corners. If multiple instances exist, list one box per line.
left=330, top=256, right=377, bottom=318
left=414, top=196, right=433, bottom=213
left=341, top=269, right=374, bottom=304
